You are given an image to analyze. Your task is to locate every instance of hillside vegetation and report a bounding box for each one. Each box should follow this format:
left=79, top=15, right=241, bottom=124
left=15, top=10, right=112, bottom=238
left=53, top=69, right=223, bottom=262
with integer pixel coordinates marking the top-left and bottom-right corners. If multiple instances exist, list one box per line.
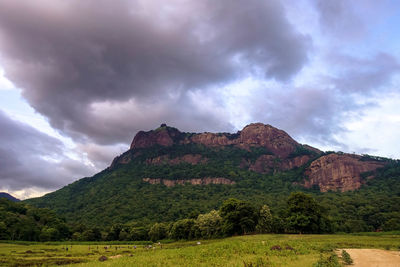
left=24, top=124, right=400, bottom=238
left=1, top=234, right=399, bottom=266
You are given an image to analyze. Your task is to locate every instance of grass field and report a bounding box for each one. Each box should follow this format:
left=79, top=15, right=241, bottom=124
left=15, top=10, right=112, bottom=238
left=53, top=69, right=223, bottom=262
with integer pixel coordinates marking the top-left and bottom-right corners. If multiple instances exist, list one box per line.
left=0, top=234, right=399, bottom=266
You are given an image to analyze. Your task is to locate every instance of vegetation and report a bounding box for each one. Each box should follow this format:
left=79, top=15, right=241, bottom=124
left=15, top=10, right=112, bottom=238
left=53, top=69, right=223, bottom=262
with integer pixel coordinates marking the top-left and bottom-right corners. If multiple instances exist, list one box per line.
left=341, top=250, right=353, bottom=265
left=20, top=144, right=400, bottom=238
left=0, top=234, right=399, bottom=266
left=0, top=198, right=69, bottom=241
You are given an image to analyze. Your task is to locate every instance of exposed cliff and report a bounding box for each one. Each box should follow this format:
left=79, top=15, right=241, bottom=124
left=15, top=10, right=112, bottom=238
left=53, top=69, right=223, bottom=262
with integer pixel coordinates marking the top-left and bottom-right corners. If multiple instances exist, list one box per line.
left=130, top=123, right=302, bottom=158
left=304, top=153, right=386, bottom=192
left=142, top=177, right=235, bottom=187
left=111, top=123, right=389, bottom=192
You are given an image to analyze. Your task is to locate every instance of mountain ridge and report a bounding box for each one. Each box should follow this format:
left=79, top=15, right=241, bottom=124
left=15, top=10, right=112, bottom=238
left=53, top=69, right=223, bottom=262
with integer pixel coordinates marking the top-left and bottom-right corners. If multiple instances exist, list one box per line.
left=24, top=123, right=398, bottom=227
left=0, top=192, right=20, bottom=202
left=112, top=123, right=386, bottom=192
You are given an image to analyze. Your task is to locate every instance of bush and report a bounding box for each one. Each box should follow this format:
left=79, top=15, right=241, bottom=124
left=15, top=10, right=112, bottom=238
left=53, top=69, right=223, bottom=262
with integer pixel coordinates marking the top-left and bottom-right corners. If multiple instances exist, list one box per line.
left=313, top=253, right=341, bottom=267
left=341, top=250, right=353, bottom=265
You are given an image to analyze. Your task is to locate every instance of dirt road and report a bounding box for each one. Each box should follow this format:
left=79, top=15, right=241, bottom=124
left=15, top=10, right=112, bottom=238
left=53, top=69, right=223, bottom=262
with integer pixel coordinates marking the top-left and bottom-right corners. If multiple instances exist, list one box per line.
left=341, top=249, right=400, bottom=267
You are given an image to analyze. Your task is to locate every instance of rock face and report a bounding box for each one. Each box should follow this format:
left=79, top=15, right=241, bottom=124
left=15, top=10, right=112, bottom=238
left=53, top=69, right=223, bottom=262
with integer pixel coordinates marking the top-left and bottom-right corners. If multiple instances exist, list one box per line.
left=304, top=154, right=386, bottom=192
left=131, top=126, right=183, bottom=148
left=113, top=123, right=389, bottom=192
left=142, top=177, right=235, bottom=187
left=130, top=123, right=302, bottom=158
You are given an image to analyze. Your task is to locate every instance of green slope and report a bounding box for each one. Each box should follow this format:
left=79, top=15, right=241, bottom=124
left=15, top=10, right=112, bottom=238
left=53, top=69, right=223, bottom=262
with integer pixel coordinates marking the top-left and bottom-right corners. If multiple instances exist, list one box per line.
left=25, top=143, right=400, bottom=232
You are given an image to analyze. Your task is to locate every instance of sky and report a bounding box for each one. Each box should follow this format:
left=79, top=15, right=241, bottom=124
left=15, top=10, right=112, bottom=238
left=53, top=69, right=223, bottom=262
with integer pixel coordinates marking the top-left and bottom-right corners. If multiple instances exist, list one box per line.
left=0, top=0, right=399, bottom=199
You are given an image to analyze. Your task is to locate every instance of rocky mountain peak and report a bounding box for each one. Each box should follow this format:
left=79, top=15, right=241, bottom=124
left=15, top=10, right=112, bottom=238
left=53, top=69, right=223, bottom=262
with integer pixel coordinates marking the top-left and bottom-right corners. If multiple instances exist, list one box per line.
left=130, top=124, right=183, bottom=149
left=130, top=123, right=300, bottom=158
left=238, top=123, right=299, bottom=157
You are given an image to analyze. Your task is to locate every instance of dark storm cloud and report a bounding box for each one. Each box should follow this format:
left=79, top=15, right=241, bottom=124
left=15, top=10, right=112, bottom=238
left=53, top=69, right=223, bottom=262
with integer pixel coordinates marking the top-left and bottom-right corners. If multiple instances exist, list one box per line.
left=0, top=0, right=310, bottom=144
left=0, top=110, right=95, bottom=192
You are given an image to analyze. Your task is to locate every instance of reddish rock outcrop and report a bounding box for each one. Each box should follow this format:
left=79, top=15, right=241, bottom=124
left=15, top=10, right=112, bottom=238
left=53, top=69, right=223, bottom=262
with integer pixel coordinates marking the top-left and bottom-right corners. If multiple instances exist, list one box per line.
left=130, top=126, right=182, bottom=149
left=130, top=123, right=303, bottom=158
left=238, top=123, right=299, bottom=157
left=304, top=154, right=385, bottom=192
left=187, top=123, right=300, bottom=157
left=142, top=177, right=235, bottom=187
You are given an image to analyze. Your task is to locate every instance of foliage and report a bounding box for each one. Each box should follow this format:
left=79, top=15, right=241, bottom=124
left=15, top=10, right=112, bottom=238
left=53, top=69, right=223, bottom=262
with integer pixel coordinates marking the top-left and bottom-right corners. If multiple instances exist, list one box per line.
left=341, top=250, right=353, bottom=265
left=148, top=222, right=169, bottom=242
left=313, top=253, right=341, bottom=267
left=169, top=219, right=196, bottom=240
left=1, top=234, right=400, bottom=266
left=220, top=198, right=258, bottom=236
left=194, top=210, right=223, bottom=239
left=23, top=143, right=400, bottom=236
left=0, top=198, right=69, bottom=241
left=286, top=192, right=328, bottom=234
left=256, top=205, right=273, bottom=233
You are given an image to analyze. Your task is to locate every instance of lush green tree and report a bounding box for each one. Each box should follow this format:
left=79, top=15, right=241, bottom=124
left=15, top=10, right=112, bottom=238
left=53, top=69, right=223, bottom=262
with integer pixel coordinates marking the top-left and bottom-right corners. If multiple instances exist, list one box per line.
left=82, top=229, right=100, bottom=241
left=106, top=224, right=122, bottom=241
left=118, top=229, right=130, bottom=241
left=220, top=198, right=258, bottom=236
left=256, top=205, right=273, bottom=233
left=382, top=218, right=400, bottom=231
left=0, top=222, right=10, bottom=240
left=195, top=210, right=222, bottom=238
left=170, top=219, right=195, bottom=240
left=286, top=192, right=326, bottom=234
left=129, top=226, right=149, bottom=241
left=39, top=227, right=59, bottom=241
left=148, top=222, right=168, bottom=242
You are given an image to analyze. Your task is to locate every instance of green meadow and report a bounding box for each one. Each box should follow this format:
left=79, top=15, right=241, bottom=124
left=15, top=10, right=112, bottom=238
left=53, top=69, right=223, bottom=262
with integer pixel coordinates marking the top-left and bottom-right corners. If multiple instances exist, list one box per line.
left=1, top=233, right=399, bottom=266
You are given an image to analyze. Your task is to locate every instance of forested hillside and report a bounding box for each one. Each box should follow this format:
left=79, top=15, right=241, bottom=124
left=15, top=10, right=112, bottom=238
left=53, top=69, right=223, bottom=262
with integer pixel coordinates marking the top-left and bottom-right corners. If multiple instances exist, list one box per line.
left=0, top=198, right=69, bottom=241
left=25, top=124, right=400, bottom=233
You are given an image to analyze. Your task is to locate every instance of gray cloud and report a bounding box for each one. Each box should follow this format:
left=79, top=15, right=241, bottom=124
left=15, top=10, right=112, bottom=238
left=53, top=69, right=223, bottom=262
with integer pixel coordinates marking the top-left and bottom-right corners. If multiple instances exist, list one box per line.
left=327, top=52, right=400, bottom=94
left=315, top=0, right=366, bottom=40
left=0, top=0, right=310, bottom=145
left=229, top=51, right=400, bottom=148
left=0, top=110, right=95, bottom=193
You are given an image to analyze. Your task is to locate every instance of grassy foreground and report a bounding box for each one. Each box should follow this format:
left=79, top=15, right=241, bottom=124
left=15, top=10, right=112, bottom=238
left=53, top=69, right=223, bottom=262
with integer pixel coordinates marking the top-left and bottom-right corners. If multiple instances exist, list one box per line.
left=0, top=234, right=399, bottom=266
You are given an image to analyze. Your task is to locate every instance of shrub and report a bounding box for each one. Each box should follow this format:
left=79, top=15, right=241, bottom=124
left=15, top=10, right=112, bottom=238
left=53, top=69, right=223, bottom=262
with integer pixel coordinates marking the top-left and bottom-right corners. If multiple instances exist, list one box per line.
left=341, top=250, right=353, bottom=265
left=313, top=253, right=341, bottom=267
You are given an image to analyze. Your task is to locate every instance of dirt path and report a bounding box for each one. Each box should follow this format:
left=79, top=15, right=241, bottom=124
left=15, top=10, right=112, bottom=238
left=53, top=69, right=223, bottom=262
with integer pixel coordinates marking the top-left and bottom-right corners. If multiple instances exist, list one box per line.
left=340, top=249, right=400, bottom=267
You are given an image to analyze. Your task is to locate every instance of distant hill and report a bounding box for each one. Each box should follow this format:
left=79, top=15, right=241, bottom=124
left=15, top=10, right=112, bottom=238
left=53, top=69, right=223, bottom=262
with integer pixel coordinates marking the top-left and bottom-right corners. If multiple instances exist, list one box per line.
left=0, top=192, right=20, bottom=202
left=25, top=123, right=400, bottom=231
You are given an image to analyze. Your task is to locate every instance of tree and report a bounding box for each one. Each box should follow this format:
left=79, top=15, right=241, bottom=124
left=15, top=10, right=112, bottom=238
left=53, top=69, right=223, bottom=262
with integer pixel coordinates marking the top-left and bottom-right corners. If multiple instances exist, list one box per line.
left=195, top=210, right=222, bottom=238
left=286, top=192, right=326, bottom=234
left=148, top=222, right=168, bottom=242
left=256, top=205, right=273, bottom=233
left=129, top=226, right=149, bottom=241
left=169, top=219, right=195, bottom=240
left=107, top=224, right=122, bottom=240
left=0, top=222, right=10, bottom=240
left=220, top=198, right=258, bottom=236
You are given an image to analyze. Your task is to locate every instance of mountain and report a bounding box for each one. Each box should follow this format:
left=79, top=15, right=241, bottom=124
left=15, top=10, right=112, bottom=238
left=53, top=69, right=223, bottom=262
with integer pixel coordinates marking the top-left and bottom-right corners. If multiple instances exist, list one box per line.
left=0, top=192, right=20, bottom=202
left=25, top=123, right=400, bottom=230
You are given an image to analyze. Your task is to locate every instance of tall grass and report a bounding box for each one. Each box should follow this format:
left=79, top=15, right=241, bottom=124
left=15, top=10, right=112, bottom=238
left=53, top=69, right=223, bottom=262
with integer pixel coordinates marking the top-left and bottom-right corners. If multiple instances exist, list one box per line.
left=0, top=234, right=399, bottom=266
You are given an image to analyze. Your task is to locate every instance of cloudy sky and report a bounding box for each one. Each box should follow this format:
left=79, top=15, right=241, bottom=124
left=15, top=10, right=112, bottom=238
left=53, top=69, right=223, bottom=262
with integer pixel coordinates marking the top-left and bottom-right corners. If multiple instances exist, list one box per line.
left=0, top=0, right=399, bottom=199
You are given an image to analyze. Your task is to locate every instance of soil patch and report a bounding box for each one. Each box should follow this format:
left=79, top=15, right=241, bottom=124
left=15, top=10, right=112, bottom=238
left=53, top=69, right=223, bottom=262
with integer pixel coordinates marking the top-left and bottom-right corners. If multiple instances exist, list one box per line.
left=341, top=249, right=400, bottom=267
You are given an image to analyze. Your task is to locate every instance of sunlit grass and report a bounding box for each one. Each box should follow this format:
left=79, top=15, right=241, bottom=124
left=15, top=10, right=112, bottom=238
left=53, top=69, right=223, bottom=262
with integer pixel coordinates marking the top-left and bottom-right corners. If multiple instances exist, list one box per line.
left=1, top=234, right=399, bottom=266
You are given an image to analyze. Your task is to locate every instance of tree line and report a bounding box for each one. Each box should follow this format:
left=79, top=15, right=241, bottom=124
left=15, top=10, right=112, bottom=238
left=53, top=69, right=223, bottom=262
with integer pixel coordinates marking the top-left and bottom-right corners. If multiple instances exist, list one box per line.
left=0, top=192, right=377, bottom=242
